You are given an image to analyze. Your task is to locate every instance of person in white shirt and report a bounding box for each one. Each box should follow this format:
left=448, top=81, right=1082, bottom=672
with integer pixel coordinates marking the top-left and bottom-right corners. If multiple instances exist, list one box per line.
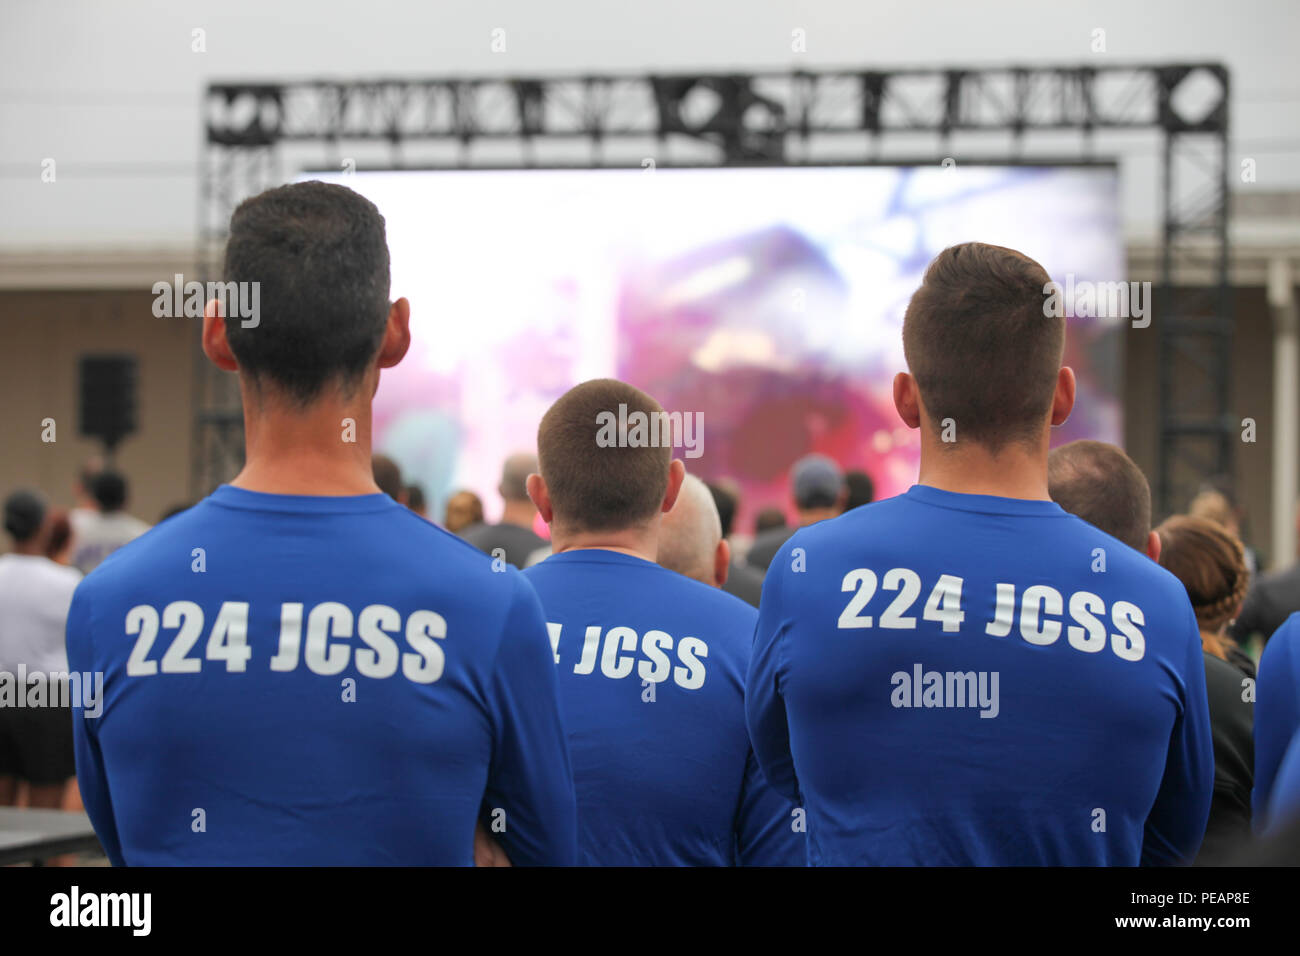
left=70, top=469, right=150, bottom=575
left=0, top=490, right=83, bottom=808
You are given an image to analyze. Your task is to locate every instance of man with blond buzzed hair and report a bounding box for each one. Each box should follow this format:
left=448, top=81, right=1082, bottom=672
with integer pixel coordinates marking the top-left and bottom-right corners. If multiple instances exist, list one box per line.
left=658, top=474, right=730, bottom=588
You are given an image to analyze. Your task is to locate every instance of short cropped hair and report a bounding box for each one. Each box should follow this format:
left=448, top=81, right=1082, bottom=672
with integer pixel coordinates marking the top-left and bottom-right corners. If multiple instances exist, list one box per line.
left=1047, top=440, right=1151, bottom=552
left=537, top=379, right=670, bottom=534
left=372, top=454, right=403, bottom=500
left=903, top=242, right=1063, bottom=452
left=223, top=181, right=391, bottom=406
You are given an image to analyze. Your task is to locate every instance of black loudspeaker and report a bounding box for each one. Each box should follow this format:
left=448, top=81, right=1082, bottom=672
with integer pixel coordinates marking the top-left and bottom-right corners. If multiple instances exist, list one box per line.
left=79, top=355, right=138, bottom=451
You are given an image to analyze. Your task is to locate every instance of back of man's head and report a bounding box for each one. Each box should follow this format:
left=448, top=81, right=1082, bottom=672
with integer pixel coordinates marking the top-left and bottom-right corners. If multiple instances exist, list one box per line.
left=536, top=378, right=670, bottom=534
left=499, top=452, right=538, bottom=503
left=91, top=470, right=128, bottom=514
left=659, top=475, right=726, bottom=586
left=1047, top=440, right=1153, bottom=553
left=844, top=469, right=875, bottom=510
left=222, top=181, right=391, bottom=407
left=792, top=454, right=843, bottom=512
left=903, top=242, right=1063, bottom=452
left=3, top=490, right=46, bottom=544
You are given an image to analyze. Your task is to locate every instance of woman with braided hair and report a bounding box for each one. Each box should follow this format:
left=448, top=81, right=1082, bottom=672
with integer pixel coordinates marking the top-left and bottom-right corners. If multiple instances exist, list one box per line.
left=1156, top=515, right=1255, bottom=678
left=1155, top=514, right=1255, bottom=860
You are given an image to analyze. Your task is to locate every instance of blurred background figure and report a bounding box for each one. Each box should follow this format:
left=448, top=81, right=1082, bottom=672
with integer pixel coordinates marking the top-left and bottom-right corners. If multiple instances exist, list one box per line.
left=405, top=484, right=428, bottom=519
left=444, top=490, right=483, bottom=535
left=1156, top=516, right=1255, bottom=678
left=462, top=452, right=545, bottom=568
left=659, top=474, right=729, bottom=588
left=704, top=479, right=763, bottom=607
left=43, top=508, right=73, bottom=566
left=70, top=469, right=150, bottom=574
left=843, top=468, right=875, bottom=511
left=0, top=490, right=82, bottom=810
left=747, top=453, right=845, bottom=573
left=1231, top=498, right=1300, bottom=648
left=754, top=507, right=788, bottom=535
left=1049, top=440, right=1254, bottom=863
left=67, top=455, right=104, bottom=548
left=1189, top=481, right=1261, bottom=575
left=371, top=453, right=407, bottom=503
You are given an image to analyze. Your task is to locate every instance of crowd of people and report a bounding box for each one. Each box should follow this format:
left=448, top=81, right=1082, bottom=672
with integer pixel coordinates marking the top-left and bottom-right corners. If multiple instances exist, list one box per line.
left=3, top=180, right=1300, bottom=865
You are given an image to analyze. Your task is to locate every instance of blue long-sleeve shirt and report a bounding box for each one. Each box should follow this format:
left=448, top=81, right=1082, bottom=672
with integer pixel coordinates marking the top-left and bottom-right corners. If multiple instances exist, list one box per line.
left=746, top=485, right=1214, bottom=866
left=523, top=549, right=803, bottom=865
left=66, top=485, right=576, bottom=865
left=1254, top=612, right=1300, bottom=828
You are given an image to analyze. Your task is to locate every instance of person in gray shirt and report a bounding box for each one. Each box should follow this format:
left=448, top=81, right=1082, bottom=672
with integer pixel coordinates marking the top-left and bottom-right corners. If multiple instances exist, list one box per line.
left=462, top=452, right=546, bottom=568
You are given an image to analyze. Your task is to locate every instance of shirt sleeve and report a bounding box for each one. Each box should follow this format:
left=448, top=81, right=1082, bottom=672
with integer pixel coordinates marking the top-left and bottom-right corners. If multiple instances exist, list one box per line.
left=745, top=544, right=800, bottom=804
left=1139, top=601, right=1215, bottom=865
left=1254, top=613, right=1300, bottom=827
left=734, top=747, right=805, bottom=865
left=481, top=572, right=578, bottom=866
left=64, top=582, right=126, bottom=867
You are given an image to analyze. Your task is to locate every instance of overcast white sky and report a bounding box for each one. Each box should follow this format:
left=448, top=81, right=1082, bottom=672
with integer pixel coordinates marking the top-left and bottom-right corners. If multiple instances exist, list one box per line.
left=2, top=0, right=1298, bottom=248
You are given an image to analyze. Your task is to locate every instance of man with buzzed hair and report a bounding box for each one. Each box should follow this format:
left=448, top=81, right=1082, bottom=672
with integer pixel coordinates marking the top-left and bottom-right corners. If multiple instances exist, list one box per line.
left=66, top=182, right=575, bottom=866
left=524, top=378, right=801, bottom=866
left=463, top=452, right=546, bottom=569
left=1048, top=439, right=1251, bottom=862
left=658, top=474, right=729, bottom=587
left=1047, top=439, right=1159, bottom=557
left=748, top=242, right=1212, bottom=866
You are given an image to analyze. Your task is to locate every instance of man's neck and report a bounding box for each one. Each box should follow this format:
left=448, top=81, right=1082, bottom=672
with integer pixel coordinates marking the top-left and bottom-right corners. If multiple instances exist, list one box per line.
left=500, top=500, right=537, bottom=529
left=550, top=523, right=658, bottom=563
left=230, top=384, right=381, bottom=496
left=797, top=507, right=839, bottom=527
left=917, top=433, right=1052, bottom=501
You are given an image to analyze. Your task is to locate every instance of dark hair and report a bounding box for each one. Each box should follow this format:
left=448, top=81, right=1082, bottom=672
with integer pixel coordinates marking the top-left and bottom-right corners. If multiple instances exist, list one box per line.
left=844, top=469, right=875, bottom=510
left=45, top=508, right=71, bottom=559
left=405, top=484, right=426, bottom=513
left=91, top=470, right=128, bottom=512
left=706, top=480, right=738, bottom=538
left=903, top=242, right=1063, bottom=452
left=1047, top=440, right=1151, bottom=552
left=755, top=506, right=788, bottom=533
left=1155, top=515, right=1250, bottom=659
left=222, top=181, right=391, bottom=406
left=537, top=378, right=670, bottom=534
left=3, top=490, right=46, bottom=542
left=372, top=454, right=404, bottom=500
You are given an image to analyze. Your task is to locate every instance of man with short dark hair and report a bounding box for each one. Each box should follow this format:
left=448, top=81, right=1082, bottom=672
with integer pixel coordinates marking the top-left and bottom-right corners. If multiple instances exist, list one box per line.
left=66, top=181, right=576, bottom=866
left=463, top=453, right=546, bottom=569
left=843, top=469, right=875, bottom=511
left=746, top=454, right=845, bottom=572
left=747, top=242, right=1212, bottom=865
left=70, top=469, right=149, bottom=574
left=371, top=454, right=406, bottom=503
left=523, top=379, right=801, bottom=865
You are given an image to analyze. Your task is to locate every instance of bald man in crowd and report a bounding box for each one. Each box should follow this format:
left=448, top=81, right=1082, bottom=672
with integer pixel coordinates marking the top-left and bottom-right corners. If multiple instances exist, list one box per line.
left=658, top=474, right=730, bottom=588
left=463, top=452, right=546, bottom=568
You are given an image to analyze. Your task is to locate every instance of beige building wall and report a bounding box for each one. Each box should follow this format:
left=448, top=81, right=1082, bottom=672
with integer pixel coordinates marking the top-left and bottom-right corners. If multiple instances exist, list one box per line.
left=0, top=289, right=196, bottom=530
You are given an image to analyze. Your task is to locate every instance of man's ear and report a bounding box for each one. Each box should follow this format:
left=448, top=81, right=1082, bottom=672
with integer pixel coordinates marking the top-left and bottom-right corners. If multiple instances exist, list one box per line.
left=1050, top=366, right=1076, bottom=427
left=1146, top=530, right=1162, bottom=563
left=893, top=372, right=921, bottom=429
left=526, top=473, right=553, bottom=525
left=714, top=538, right=731, bottom=590
left=376, top=297, right=412, bottom=370
left=661, top=460, right=686, bottom=514
left=202, top=299, right=239, bottom=372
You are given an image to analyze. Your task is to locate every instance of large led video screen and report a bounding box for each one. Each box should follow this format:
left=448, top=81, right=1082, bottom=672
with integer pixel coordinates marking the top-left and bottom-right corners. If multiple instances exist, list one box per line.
left=306, top=165, right=1124, bottom=532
